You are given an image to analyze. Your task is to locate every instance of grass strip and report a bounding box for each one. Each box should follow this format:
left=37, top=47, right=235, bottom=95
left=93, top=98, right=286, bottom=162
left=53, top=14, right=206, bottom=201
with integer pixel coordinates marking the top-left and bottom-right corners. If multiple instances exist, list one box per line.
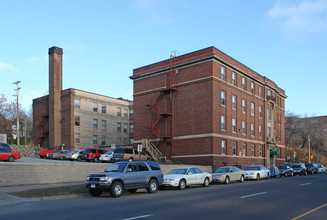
left=9, top=185, right=87, bottom=198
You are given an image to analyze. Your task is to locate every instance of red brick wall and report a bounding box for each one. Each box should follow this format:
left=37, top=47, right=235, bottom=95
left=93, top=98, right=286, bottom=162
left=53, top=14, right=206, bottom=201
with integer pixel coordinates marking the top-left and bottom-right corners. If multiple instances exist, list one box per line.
left=32, top=96, right=49, bottom=148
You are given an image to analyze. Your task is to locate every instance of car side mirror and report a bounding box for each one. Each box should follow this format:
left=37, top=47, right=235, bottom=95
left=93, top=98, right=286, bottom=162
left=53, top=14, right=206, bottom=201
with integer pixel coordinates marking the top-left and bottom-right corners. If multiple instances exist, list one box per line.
left=126, top=168, right=132, bottom=172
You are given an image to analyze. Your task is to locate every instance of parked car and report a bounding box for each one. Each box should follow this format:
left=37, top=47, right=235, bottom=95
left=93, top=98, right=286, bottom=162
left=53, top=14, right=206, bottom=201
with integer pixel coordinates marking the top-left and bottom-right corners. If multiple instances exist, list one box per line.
left=66, top=150, right=84, bottom=161
left=318, top=165, right=326, bottom=173
left=269, top=166, right=280, bottom=177
left=0, top=148, right=21, bottom=162
left=0, top=142, right=13, bottom=152
left=112, top=148, right=151, bottom=162
left=305, top=163, right=319, bottom=174
left=82, top=148, right=107, bottom=162
left=244, top=165, right=270, bottom=180
left=99, top=152, right=114, bottom=163
left=162, top=167, right=212, bottom=190
left=86, top=161, right=163, bottom=197
left=291, top=163, right=308, bottom=176
left=52, top=150, right=70, bottom=160
left=278, top=165, right=294, bottom=177
left=212, top=166, right=245, bottom=184
left=46, top=152, right=54, bottom=159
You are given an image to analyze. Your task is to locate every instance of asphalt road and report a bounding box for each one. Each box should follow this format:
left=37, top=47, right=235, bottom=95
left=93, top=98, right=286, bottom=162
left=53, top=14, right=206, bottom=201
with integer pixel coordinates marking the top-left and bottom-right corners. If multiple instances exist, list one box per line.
left=0, top=174, right=326, bottom=220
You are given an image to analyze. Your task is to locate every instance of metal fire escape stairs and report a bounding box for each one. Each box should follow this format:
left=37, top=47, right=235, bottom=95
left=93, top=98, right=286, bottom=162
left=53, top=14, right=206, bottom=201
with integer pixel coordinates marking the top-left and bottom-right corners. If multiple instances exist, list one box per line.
left=145, top=51, right=178, bottom=161
left=35, top=111, right=49, bottom=147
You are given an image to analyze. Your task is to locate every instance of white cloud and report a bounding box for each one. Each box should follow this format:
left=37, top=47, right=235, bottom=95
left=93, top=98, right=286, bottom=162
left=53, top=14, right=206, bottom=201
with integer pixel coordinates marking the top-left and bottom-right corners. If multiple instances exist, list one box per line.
left=266, top=0, right=327, bottom=39
left=135, top=0, right=174, bottom=24
left=0, top=61, right=15, bottom=71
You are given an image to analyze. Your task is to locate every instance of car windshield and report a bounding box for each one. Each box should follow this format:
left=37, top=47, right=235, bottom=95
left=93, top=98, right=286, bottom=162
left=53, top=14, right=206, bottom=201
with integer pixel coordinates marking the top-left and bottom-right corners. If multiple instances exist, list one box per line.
left=292, top=165, right=301, bottom=168
left=213, top=167, right=230, bottom=173
left=245, top=166, right=260, bottom=171
left=105, top=163, right=127, bottom=172
left=168, top=168, right=188, bottom=175
left=105, top=152, right=113, bottom=155
left=318, top=165, right=323, bottom=168
left=278, top=166, right=287, bottom=169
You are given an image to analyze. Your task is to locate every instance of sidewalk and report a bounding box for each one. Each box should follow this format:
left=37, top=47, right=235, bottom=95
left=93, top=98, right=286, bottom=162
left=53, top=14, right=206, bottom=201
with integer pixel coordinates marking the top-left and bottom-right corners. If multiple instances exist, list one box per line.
left=0, top=182, right=85, bottom=206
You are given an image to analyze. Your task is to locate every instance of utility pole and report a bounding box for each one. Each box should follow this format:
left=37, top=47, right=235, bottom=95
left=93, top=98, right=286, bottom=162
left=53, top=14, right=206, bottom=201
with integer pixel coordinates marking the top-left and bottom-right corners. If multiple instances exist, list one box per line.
left=308, top=134, right=311, bottom=163
left=13, top=81, right=21, bottom=145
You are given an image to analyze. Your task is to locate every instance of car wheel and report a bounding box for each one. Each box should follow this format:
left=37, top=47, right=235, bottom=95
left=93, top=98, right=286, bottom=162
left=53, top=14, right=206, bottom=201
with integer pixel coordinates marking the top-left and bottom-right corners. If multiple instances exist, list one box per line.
left=203, top=177, right=210, bottom=187
left=8, top=156, right=15, bottom=162
left=240, top=175, right=245, bottom=183
left=110, top=181, right=123, bottom=197
left=127, top=189, right=137, bottom=193
left=77, top=157, right=82, bottom=162
left=291, top=172, right=294, bottom=177
left=256, top=174, right=260, bottom=181
left=147, top=179, right=158, bottom=193
left=304, top=171, right=308, bottom=176
left=128, top=157, right=133, bottom=162
left=178, top=179, right=186, bottom=190
left=109, top=158, right=113, bottom=163
left=266, top=173, right=270, bottom=179
left=225, top=176, right=230, bottom=184
left=89, top=189, right=102, bottom=197
left=93, top=157, right=99, bottom=163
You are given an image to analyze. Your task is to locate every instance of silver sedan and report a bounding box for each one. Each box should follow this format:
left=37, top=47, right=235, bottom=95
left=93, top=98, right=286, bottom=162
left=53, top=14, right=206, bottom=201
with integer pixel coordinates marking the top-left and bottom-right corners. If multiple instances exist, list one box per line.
left=244, top=165, right=270, bottom=180
left=212, top=166, right=245, bottom=184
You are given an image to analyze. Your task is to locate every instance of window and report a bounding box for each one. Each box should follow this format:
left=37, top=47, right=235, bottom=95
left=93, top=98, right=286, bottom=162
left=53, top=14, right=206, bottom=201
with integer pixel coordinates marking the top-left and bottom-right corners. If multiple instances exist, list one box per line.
left=221, top=66, right=225, bottom=80
left=232, top=95, right=236, bottom=109
left=222, top=140, right=226, bottom=155
left=124, top=109, right=128, bottom=117
left=123, top=138, right=128, bottom=145
left=259, top=145, right=262, bottom=157
left=130, top=124, right=134, bottom=133
left=259, top=86, right=262, bottom=97
left=251, top=124, right=254, bottom=136
left=267, top=90, right=272, bottom=98
left=123, top=123, right=128, bottom=133
left=251, top=103, right=255, bottom=116
left=74, top=99, right=80, bottom=109
left=221, top=91, right=225, bottom=106
left=74, top=133, right=80, bottom=144
left=242, top=77, right=246, bottom=90
left=129, top=109, right=134, bottom=118
left=233, top=142, right=237, bottom=155
left=232, top=72, right=236, bottom=85
left=232, top=119, right=236, bottom=132
left=242, top=121, right=246, bottom=134
left=242, top=99, right=246, bottom=113
left=101, top=120, right=106, bottom=131
left=93, top=135, right=98, bottom=145
left=102, top=104, right=106, bottom=113
left=117, top=122, right=121, bottom=132
left=93, top=103, right=98, bottom=112
left=101, top=136, right=106, bottom=145
left=117, top=107, right=121, bottom=116
left=251, top=144, right=255, bottom=157
left=116, top=137, right=122, bottom=145
left=268, top=127, right=272, bottom=138
left=259, top=106, right=262, bottom=118
left=278, top=114, right=281, bottom=124
left=93, top=119, right=98, bottom=129
left=221, top=116, right=225, bottom=130
left=129, top=137, right=133, bottom=144
left=251, top=82, right=255, bottom=93
left=259, top=126, right=262, bottom=137
left=268, top=109, right=272, bottom=120
left=243, top=143, right=246, bottom=156
left=75, top=116, right=80, bottom=126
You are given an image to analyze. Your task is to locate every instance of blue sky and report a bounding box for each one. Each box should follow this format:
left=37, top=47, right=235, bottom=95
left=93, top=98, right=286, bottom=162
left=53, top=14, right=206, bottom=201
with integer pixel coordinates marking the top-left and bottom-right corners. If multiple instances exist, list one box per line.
left=1, top=0, right=327, bottom=116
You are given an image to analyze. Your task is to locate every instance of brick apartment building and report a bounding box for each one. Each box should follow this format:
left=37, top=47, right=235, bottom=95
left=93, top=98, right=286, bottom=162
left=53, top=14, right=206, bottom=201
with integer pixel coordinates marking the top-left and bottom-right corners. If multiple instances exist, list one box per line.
left=33, top=47, right=133, bottom=150
left=130, top=46, right=286, bottom=168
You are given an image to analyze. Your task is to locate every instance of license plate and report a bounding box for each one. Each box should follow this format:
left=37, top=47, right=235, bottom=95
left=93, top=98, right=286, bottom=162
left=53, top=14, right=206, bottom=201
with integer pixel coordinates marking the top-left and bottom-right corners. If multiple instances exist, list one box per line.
left=91, top=184, right=96, bottom=188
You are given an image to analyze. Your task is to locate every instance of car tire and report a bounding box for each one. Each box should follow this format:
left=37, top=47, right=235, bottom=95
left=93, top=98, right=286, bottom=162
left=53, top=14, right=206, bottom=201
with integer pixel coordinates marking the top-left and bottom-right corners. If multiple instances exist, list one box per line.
left=291, top=172, right=294, bottom=177
left=266, top=173, right=270, bottom=179
left=127, top=189, right=137, bottom=193
left=110, top=181, right=123, bottom=197
left=203, top=177, right=210, bottom=187
left=240, top=175, right=245, bottom=183
left=178, top=179, right=186, bottom=190
left=8, top=156, right=15, bottom=162
left=93, top=157, right=99, bottom=163
left=285, top=173, right=288, bottom=177
left=256, top=174, right=260, bottom=181
left=147, top=179, right=158, bottom=193
left=304, top=171, right=308, bottom=176
left=89, top=189, right=102, bottom=197
left=77, top=157, right=82, bottom=162
left=225, top=176, right=230, bottom=184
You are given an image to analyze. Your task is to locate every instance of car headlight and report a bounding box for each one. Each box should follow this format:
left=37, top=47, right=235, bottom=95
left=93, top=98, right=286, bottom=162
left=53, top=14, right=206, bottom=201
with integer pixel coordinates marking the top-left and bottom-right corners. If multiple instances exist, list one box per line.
left=100, top=176, right=109, bottom=181
left=86, top=176, right=90, bottom=181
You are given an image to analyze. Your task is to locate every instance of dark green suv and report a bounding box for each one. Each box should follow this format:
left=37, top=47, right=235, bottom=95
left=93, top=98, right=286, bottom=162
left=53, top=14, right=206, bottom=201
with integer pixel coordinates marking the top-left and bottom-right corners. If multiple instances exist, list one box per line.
left=86, top=161, right=163, bottom=197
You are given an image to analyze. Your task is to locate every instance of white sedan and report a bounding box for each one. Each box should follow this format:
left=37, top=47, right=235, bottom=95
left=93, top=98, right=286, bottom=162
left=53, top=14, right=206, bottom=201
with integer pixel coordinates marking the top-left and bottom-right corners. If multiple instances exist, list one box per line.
left=163, top=167, right=212, bottom=190
left=244, top=165, right=270, bottom=180
left=99, top=152, right=114, bottom=163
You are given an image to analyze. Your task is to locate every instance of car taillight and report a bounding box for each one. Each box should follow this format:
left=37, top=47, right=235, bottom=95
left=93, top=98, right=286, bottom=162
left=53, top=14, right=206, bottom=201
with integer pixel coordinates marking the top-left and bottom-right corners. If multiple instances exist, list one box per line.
left=123, top=153, right=125, bottom=157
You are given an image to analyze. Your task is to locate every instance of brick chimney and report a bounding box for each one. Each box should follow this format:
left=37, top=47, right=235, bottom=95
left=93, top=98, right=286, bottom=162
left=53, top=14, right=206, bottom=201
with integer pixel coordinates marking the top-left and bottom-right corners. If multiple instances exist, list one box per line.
left=48, top=46, right=63, bottom=148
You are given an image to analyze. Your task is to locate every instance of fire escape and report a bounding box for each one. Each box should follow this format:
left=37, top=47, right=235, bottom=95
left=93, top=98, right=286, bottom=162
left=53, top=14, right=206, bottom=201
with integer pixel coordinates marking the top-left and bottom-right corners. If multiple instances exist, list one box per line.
left=35, top=111, right=49, bottom=147
left=145, top=51, right=178, bottom=161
